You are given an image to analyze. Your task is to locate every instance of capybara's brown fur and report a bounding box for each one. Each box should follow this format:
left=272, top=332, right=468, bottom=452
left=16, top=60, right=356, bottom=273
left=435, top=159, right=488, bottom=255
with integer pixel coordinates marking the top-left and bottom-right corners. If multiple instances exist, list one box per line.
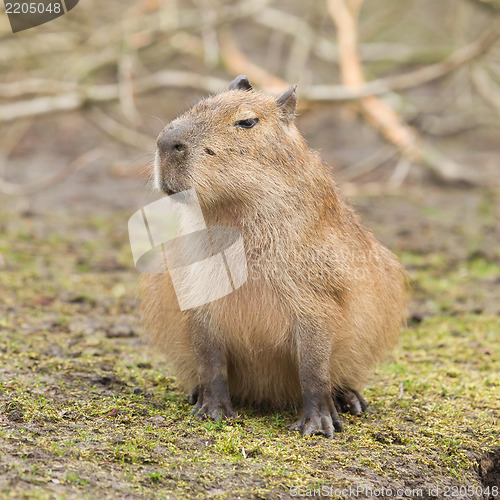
left=140, top=76, right=407, bottom=437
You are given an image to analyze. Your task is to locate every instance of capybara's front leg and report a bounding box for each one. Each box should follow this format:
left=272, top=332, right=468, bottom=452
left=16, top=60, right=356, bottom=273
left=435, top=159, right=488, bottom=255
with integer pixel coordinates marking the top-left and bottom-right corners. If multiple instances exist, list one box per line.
left=289, top=321, right=343, bottom=438
left=190, top=323, right=236, bottom=421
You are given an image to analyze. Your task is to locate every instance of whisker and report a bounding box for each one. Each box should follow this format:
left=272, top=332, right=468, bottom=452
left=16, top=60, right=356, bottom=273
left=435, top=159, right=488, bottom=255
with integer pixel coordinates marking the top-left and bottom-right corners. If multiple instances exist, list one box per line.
left=151, top=115, right=166, bottom=129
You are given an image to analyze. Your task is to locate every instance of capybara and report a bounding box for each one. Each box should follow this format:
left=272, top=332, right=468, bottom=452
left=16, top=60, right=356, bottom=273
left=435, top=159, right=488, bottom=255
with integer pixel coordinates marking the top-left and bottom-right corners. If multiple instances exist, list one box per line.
left=140, top=75, right=407, bottom=437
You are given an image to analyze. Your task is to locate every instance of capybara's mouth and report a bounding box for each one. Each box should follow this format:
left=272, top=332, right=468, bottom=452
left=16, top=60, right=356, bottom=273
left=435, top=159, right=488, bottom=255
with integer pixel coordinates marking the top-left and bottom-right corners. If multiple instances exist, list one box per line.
left=161, top=184, right=177, bottom=196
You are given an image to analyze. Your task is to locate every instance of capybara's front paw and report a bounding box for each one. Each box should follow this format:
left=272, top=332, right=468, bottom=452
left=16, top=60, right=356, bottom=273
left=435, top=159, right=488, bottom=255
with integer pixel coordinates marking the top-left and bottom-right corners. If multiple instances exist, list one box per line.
left=289, top=395, right=343, bottom=438
left=190, top=389, right=236, bottom=421
left=334, top=389, right=369, bottom=416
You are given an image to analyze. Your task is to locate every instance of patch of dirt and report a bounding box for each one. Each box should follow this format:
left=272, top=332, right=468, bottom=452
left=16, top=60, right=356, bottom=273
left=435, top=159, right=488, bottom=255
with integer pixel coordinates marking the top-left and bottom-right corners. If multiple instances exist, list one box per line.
left=478, top=448, right=500, bottom=494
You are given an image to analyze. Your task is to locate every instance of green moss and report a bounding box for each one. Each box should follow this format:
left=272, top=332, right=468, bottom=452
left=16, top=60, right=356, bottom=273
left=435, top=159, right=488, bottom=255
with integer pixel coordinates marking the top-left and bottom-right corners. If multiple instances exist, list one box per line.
left=0, top=209, right=498, bottom=499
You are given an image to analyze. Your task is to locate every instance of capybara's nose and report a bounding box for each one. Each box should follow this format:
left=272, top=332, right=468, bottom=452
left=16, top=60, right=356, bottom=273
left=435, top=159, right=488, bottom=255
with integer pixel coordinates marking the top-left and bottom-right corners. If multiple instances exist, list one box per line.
left=157, top=129, right=188, bottom=160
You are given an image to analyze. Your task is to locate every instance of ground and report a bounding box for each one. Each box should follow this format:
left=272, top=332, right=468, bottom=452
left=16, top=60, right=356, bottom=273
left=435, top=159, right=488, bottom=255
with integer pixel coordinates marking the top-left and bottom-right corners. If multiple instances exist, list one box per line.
left=0, top=170, right=499, bottom=499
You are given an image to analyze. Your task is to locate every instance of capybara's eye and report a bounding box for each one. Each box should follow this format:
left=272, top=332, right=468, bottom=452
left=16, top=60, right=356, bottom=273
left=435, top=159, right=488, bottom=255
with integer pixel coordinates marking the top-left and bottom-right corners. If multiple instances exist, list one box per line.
left=235, top=118, right=259, bottom=129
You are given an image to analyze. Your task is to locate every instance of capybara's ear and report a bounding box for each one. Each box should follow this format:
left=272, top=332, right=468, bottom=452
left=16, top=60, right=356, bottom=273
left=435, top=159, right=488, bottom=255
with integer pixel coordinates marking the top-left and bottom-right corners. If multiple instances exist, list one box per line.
left=277, top=84, right=297, bottom=122
left=229, top=75, right=253, bottom=92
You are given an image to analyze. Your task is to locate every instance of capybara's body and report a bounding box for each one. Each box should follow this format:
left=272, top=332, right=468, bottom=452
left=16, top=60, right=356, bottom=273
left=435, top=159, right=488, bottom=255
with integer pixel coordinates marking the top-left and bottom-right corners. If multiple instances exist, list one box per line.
left=140, top=76, right=407, bottom=437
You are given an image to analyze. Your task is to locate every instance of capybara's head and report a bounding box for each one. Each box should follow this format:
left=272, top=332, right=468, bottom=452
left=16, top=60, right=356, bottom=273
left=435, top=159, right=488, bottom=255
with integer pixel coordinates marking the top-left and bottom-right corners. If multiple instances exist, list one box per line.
left=154, top=76, right=309, bottom=207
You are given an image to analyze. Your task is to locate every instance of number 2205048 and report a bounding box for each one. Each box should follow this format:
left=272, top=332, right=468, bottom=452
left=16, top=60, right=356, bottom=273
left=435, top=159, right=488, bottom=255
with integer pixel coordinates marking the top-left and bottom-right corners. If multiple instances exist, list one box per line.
left=5, top=3, right=62, bottom=14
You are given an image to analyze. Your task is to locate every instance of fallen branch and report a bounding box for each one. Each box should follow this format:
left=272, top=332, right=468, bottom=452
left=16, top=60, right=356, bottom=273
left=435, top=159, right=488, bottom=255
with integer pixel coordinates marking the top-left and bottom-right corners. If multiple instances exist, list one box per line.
left=218, top=27, right=287, bottom=88
left=118, top=54, right=141, bottom=125
left=326, top=0, right=420, bottom=160
left=298, top=17, right=500, bottom=102
left=0, top=93, right=84, bottom=122
left=326, top=0, right=483, bottom=184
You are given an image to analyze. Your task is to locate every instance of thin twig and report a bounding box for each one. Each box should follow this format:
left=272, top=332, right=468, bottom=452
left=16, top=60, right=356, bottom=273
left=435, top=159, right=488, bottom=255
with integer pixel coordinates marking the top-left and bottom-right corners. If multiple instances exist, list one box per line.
left=388, top=157, right=412, bottom=189
left=0, top=148, right=103, bottom=196
left=471, top=65, right=500, bottom=115
left=118, top=53, right=141, bottom=125
left=340, top=146, right=398, bottom=180
left=85, top=108, right=153, bottom=150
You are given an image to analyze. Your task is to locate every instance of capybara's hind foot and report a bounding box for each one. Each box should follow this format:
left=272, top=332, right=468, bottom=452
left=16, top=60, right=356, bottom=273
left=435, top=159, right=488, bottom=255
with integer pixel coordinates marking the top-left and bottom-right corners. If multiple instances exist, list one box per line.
left=189, top=385, right=199, bottom=405
left=334, top=389, right=369, bottom=416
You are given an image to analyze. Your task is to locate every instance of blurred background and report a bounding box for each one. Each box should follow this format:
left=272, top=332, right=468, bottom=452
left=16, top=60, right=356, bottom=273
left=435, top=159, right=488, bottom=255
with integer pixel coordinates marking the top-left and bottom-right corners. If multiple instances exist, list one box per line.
left=1, top=0, right=500, bottom=214
left=0, top=0, right=499, bottom=326
left=1, top=0, right=500, bottom=311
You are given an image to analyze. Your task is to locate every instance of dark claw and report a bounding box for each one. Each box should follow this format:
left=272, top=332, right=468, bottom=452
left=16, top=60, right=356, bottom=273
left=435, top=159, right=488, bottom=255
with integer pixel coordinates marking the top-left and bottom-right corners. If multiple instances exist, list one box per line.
left=334, top=388, right=369, bottom=416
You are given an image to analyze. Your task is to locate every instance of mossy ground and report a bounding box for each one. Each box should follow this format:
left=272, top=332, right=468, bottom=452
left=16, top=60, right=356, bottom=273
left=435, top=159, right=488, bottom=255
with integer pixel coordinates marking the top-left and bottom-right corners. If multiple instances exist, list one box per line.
left=0, top=187, right=499, bottom=499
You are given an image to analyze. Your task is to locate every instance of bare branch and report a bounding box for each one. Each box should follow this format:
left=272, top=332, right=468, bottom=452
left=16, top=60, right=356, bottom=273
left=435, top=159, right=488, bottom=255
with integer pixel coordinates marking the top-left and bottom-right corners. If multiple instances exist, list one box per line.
left=0, top=93, right=83, bottom=122
left=383, top=21, right=500, bottom=90
left=2, top=20, right=498, bottom=125
left=0, top=79, right=77, bottom=97
left=0, top=72, right=228, bottom=123
left=304, top=20, right=500, bottom=100
left=326, top=0, right=483, bottom=185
